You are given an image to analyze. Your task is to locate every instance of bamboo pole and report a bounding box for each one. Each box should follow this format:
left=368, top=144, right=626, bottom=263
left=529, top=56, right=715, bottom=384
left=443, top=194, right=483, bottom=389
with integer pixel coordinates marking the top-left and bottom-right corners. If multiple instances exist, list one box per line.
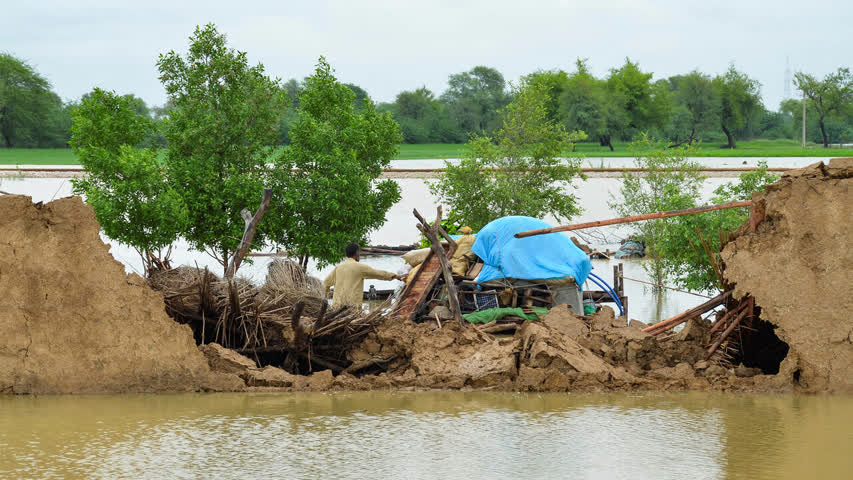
left=705, top=306, right=751, bottom=360
left=514, top=200, right=753, bottom=238
left=643, top=290, right=731, bottom=335
left=708, top=300, right=748, bottom=335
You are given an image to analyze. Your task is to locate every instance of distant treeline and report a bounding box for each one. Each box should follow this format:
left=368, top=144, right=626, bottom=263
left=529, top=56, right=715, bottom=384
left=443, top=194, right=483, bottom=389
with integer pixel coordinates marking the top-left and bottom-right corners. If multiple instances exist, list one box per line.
left=2, top=52, right=851, bottom=149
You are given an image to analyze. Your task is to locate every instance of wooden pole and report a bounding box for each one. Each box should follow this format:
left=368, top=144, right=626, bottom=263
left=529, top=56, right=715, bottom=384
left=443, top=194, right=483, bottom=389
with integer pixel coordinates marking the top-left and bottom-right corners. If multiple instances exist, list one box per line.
left=414, top=207, right=465, bottom=328
left=514, top=200, right=753, bottom=238
left=706, top=305, right=751, bottom=360
left=226, top=188, right=272, bottom=278
left=708, top=300, right=747, bottom=335
left=643, top=290, right=731, bottom=335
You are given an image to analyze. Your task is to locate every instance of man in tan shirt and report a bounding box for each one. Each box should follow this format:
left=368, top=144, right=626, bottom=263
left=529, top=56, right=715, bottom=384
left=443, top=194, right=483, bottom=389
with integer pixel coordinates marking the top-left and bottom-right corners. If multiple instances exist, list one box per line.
left=323, top=243, right=404, bottom=309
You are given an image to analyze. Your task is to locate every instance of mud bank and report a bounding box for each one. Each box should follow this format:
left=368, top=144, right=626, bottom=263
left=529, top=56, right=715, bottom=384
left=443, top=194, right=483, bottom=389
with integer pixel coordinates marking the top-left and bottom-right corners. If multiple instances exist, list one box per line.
left=0, top=195, right=242, bottom=394
left=721, top=158, right=853, bottom=393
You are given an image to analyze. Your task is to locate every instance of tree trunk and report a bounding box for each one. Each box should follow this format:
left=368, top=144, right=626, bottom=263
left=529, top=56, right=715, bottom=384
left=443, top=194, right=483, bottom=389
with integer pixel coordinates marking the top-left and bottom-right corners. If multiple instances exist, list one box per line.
left=819, top=118, right=829, bottom=147
left=0, top=106, right=10, bottom=148
left=226, top=188, right=272, bottom=279
left=604, top=135, right=614, bottom=151
left=721, top=124, right=736, bottom=149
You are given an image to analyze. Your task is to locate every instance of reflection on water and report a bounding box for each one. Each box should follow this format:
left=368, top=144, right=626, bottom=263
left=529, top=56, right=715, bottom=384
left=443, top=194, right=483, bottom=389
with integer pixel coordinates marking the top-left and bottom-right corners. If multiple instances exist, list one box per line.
left=0, top=176, right=744, bottom=323
left=1, top=392, right=850, bottom=479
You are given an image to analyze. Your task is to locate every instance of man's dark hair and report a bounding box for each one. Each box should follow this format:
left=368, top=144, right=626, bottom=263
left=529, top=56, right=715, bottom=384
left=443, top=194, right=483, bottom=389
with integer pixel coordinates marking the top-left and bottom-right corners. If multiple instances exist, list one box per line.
left=345, top=242, right=360, bottom=258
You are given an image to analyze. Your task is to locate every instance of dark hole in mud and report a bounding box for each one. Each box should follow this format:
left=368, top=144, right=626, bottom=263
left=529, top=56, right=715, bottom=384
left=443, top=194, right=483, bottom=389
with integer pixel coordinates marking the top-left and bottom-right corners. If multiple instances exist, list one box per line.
left=734, top=306, right=789, bottom=374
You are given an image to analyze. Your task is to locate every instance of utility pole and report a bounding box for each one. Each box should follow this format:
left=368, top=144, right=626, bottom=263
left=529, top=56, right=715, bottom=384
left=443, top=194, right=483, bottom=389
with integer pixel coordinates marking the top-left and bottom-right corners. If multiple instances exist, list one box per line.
left=802, top=88, right=807, bottom=149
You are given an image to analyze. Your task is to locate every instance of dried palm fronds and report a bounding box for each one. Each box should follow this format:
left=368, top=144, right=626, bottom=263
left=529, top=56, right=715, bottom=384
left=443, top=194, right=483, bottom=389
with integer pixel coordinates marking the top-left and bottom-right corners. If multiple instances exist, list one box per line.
left=148, top=264, right=389, bottom=374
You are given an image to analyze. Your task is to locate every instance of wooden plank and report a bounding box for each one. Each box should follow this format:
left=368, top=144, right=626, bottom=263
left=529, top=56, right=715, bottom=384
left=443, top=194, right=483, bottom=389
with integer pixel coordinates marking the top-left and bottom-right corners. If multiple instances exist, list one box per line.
left=391, top=243, right=456, bottom=322
left=424, top=222, right=464, bottom=327
left=643, top=290, right=732, bottom=335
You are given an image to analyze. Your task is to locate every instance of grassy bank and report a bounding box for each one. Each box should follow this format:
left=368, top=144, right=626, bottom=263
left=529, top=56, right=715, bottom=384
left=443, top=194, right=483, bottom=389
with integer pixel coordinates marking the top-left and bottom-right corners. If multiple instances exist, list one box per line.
left=2, top=139, right=852, bottom=165
left=397, top=139, right=853, bottom=159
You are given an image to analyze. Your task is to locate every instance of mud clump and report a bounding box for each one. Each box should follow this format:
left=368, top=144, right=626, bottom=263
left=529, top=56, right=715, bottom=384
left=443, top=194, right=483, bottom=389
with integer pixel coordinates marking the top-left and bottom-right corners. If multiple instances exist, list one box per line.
left=0, top=195, right=242, bottom=394
left=335, top=304, right=759, bottom=393
left=722, top=159, right=853, bottom=393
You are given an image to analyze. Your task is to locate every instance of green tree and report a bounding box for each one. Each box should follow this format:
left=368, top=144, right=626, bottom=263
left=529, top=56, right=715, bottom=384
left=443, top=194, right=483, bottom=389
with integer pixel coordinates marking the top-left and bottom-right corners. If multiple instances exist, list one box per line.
left=270, top=57, right=402, bottom=268
left=559, top=59, right=627, bottom=151
left=658, top=163, right=779, bottom=292
left=283, top=78, right=302, bottom=108
left=713, top=65, right=762, bottom=149
left=607, top=58, right=671, bottom=137
left=0, top=53, right=70, bottom=148
left=70, top=88, right=187, bottom=274
left=393, top=86, right=463, bottom=143
left=431, top=80, right=587, bottom=230
left=157, top=24, right=287, bottom=273
left=668, top=70, right=719, bottom=145
left=523, top=69, right=569, bottom=123
left=611, top=136, right=705, bottom=288
left=441, top=66, right=509, bottom=136
left=344, top=83, right=369, bottom=110
left=756, top=108, right=792, bottom=140
left=794, top=67, right=853, bottom=147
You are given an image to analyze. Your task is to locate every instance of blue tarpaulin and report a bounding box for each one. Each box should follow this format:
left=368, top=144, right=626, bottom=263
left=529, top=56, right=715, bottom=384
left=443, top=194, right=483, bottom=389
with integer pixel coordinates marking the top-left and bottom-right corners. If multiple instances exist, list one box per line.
left=471, top=216, right=592, bottom=285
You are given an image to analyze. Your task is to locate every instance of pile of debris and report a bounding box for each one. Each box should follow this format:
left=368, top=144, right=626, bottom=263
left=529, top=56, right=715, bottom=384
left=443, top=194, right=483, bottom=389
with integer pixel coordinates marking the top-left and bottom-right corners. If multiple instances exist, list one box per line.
left=147, top=260, right=388, bottom=375
left=2, top=159, right=849, bottom=395
left=394, top=208, right=625, bottom=330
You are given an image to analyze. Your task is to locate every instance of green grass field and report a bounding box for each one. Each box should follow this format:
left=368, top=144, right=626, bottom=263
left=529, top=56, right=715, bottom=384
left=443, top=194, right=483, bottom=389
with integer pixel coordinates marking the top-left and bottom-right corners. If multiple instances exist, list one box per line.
left=2, top=139, right=852, bottom=165
left=396, top=140, right=853, bottom=159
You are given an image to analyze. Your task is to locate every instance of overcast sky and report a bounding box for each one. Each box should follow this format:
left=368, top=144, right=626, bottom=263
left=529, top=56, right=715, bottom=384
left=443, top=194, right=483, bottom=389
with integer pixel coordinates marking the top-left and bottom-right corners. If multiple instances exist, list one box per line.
left=3, top=0, right=851, bottom=110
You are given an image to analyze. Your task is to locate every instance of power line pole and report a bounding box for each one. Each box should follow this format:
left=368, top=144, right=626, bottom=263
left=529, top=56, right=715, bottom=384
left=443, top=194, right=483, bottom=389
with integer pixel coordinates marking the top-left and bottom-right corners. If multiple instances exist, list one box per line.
left=802, top=88, right=807, bottom=149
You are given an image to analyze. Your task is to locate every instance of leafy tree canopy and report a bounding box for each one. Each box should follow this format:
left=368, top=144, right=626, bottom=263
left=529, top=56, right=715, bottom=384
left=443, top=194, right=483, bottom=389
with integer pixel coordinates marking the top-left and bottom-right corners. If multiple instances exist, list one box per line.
left=270, top=57, right=402, bottom=268
left=157, top=23, right=287, bottom=271
left=794, top=67, right=853, bottom=147
left=431, top=80, right=587, bottom=230
left=70, top=88, right=187, bottom=272
left=611, top=136, right=705, bottom=287
left=0, top=53, right=70, bottom=148
left=713, top=64, right=762, bottom=148
left=441, top=66, right=509, bottom=135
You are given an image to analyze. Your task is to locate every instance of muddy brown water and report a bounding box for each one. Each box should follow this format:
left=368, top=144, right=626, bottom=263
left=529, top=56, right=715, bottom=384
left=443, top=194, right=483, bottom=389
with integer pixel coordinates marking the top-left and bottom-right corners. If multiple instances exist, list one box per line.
left=1, top=392, right=850, bottom=479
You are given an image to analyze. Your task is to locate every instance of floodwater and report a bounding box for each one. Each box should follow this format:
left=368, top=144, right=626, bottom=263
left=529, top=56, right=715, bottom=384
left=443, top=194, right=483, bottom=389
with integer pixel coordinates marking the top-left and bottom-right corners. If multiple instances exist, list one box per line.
left=0, top=172, right=760, bottom=323
left=2, top=155, right=830, bottom=171
left=1, top=392, right=851, bottom=479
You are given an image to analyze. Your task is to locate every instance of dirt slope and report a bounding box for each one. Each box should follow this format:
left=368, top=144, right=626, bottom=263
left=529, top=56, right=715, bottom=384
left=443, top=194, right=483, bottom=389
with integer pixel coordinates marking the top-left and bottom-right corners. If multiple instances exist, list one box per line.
left=721, top=159, right=853, bottom=393
left=0, top=195, right=242, bottom=394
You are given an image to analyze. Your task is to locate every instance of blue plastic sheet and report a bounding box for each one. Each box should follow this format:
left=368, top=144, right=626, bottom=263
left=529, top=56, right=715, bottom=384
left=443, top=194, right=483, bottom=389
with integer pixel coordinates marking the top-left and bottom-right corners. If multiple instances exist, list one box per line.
left=471, top=216, right=592, bottom=285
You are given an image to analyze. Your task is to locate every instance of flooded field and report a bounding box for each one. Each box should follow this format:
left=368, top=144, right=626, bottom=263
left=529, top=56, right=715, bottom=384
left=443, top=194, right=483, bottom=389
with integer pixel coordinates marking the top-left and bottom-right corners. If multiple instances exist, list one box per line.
left=1, top=392, right=850, bottom=479
left=0, top=173, right=757, bottom=323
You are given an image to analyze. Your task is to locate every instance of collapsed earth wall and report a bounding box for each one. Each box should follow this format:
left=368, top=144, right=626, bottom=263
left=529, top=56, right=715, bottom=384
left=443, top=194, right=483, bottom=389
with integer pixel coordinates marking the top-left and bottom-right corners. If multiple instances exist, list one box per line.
left=721, top=158, right=853, bottom=393
left=2, top=158, right=850, bottom=395
left=0, top=195, right=242, bottom=394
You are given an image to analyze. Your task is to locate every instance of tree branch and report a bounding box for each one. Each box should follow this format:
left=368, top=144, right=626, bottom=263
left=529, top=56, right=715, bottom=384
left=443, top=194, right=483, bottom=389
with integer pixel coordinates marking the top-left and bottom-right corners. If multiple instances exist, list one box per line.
left=226, top=188, right=272, bottom=279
